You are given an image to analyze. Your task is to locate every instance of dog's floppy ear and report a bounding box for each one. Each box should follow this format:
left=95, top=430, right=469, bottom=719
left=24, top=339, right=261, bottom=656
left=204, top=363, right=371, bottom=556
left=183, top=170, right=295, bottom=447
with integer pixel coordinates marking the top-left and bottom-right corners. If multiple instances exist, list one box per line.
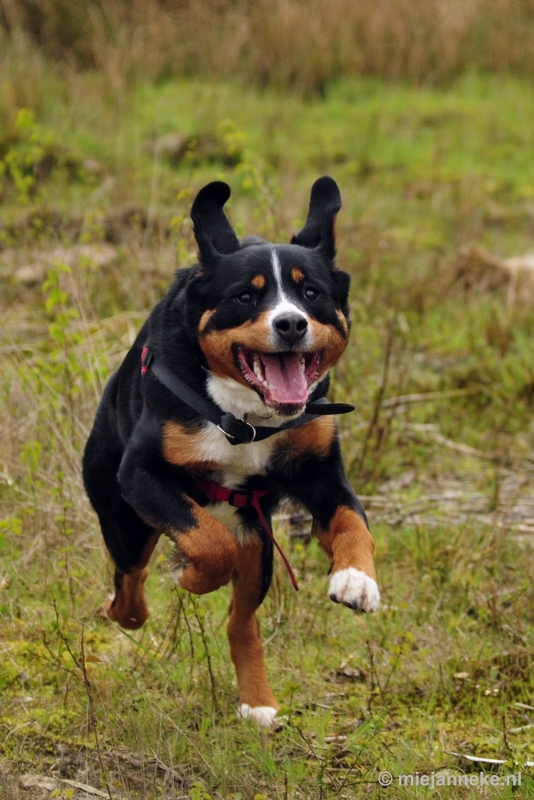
left=291, top=176, right=342, bottom=260
left=191, top=182, right=240, bottom=264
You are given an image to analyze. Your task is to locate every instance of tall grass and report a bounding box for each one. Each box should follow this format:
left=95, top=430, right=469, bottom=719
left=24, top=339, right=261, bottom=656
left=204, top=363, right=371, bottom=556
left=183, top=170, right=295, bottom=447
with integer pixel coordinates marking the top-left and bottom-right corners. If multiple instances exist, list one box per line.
left=2, top=0, right=534, bottom=96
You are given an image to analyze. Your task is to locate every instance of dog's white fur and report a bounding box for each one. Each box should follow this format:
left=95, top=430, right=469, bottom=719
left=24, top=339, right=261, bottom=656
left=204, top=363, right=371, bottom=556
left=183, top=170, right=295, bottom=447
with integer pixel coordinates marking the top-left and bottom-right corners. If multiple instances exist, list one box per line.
left=238, top=703, right=278, bottom=727
left=328, top=567, right=380, bottom=612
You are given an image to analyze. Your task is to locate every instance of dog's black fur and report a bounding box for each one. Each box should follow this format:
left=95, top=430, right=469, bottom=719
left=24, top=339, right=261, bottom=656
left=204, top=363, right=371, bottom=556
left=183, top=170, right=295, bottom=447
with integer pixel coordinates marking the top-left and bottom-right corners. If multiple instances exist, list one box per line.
left=83, top=177, right=379, bottom=725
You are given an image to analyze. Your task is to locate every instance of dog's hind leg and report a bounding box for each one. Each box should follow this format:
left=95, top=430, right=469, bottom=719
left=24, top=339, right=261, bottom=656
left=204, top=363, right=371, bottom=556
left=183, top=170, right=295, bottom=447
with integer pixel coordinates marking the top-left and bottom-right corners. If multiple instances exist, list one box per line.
left=104, top=526, right=160, bottom=630
left=94, top=496, right=161, bottom=630
left=83, top=437, right=160, bottom=629
left=227, top=534, right=279, bottom=727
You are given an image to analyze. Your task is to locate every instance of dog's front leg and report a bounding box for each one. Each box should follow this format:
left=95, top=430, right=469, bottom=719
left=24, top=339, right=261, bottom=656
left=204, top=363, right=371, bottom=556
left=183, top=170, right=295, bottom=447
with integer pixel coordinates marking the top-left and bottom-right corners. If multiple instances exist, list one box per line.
left=227, top=536, right=279, bottom=727
left=293, top=473, right=379, bottom=612
left=314, top=504, right=380, bottom=612
left=117, top=425, right=238, bottom=596
left=166, top=501, right=238, bottom=594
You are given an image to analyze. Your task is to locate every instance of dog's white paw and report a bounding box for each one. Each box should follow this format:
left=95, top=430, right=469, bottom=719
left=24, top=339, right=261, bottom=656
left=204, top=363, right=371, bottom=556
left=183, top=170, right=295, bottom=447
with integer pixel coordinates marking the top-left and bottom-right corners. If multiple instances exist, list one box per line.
left=328, top=567, right=380, bottom=612
left=238, top=704, right=278, bottom=727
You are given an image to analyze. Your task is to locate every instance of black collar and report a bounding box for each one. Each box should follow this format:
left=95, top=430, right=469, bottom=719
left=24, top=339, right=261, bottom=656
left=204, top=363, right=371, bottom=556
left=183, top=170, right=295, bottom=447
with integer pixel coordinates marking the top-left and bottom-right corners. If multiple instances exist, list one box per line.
left=141, top=346, right=354, bottom=445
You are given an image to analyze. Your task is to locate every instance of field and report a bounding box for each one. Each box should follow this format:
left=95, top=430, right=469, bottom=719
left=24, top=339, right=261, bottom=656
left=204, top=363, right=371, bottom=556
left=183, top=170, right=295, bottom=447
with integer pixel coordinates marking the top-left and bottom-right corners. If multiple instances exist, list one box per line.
left=1, top=58, right=534, bottom=799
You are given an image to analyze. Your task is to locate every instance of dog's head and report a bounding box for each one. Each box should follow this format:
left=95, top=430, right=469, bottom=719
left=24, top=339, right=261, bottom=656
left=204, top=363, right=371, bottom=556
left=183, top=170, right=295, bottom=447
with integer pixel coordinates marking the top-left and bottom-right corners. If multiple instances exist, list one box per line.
left=189, top=177, right=351, bottom=419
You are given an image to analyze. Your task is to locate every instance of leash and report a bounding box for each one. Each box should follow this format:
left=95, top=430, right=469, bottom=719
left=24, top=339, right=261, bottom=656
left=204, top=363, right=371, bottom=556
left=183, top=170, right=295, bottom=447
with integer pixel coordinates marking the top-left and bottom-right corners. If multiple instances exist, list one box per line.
left=141, top=345, right=354, bottom=445
left=140, top=344, right=353, bottom=587
left=194, top=479, right=299, bottom=591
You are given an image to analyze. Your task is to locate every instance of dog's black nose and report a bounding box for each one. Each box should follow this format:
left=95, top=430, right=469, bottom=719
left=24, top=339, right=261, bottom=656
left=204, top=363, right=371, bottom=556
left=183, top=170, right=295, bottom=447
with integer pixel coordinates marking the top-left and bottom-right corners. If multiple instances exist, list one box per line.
left=273, top=313, right=308, bottom=345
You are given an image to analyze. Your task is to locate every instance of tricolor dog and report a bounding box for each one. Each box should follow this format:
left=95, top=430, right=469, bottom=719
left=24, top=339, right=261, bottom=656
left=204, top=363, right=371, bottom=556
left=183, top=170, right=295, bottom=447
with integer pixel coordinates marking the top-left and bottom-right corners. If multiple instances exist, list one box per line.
left=83, top=177, right=380, bottom=727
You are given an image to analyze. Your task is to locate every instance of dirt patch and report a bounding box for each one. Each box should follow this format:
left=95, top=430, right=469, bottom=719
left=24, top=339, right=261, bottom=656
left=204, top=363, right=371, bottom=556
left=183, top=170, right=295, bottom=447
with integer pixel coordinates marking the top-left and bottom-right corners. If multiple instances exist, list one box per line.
left=13, top=243, right=118, bottom=286
left=0, top=745, right=189, bottom=800
left=453, top=244, right=534, bottom=303
left=286, top=462, right=534, bottom=538
left=0, top=204, right=166, bottom=253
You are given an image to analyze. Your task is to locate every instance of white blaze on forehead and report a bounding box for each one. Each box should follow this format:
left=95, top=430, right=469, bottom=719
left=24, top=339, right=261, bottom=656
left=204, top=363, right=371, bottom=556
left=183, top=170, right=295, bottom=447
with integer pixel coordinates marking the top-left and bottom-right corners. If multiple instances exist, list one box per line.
left=268, top=249, right=312, bottom=346
left=269, top=249, right=303, bottom=315
left=270, top=248, right=284, bottom=293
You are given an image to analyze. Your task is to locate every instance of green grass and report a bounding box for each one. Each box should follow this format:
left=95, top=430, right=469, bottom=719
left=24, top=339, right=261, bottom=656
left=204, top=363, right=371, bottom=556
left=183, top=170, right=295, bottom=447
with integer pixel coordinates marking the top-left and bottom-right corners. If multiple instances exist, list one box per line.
left=1, top=73, right=534, bottom=798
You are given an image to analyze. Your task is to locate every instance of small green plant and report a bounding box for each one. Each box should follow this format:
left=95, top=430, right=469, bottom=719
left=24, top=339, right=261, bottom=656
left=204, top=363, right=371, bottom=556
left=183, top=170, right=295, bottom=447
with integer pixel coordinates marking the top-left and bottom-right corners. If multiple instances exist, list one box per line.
left=219, top=119, right=280, bottom=239
left=188, top=782, right=212, bottom=800
left=0, top=108, right=84, bottom=201
left=38, top=262, right=85, bottom=426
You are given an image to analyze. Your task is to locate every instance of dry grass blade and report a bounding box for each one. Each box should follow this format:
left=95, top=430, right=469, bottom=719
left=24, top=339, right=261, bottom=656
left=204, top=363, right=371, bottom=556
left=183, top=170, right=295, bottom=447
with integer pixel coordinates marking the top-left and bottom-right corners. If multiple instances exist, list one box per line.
left=382, top=388, right=481, bottom=408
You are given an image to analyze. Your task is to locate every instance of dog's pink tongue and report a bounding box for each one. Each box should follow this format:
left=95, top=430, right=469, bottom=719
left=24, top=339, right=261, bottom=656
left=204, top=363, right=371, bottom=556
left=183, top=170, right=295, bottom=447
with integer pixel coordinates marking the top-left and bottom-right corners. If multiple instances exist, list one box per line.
left=260, top=353, right=308, bottom=405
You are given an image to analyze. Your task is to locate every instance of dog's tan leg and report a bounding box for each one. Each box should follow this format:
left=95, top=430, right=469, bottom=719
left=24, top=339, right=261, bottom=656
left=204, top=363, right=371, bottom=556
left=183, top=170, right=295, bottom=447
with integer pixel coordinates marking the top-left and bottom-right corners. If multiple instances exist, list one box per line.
left=315, top=506, right=380, bottom=612
left=168, top=503, right=238, bottom=595
left=105, top=532, right=160, bottom=629
left=227, top=536, right=279, bottom=727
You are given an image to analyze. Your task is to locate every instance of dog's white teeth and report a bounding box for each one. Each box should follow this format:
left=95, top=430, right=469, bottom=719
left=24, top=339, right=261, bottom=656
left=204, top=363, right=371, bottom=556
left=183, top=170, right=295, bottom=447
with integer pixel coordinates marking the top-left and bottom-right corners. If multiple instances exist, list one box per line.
left=253, top=354, right=264, bottom=382
left=299, top=356, right=305, bottom=369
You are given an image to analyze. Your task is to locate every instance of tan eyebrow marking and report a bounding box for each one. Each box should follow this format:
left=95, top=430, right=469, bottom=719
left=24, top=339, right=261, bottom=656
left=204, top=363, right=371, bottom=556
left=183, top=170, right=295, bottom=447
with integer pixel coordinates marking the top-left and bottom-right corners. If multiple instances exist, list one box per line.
left=199, top=309, right=215, bottom=334
left=251, top=274, right=266, bottom=289
left=291, top=268, right=305, bottom=283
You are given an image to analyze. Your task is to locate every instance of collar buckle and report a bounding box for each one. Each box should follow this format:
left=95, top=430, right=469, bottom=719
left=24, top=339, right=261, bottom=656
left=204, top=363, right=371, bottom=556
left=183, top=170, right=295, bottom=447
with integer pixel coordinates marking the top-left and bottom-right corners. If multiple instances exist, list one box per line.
left=216, top=424, right=236, bottom=442
left=217, top=419, right=257, bottom=444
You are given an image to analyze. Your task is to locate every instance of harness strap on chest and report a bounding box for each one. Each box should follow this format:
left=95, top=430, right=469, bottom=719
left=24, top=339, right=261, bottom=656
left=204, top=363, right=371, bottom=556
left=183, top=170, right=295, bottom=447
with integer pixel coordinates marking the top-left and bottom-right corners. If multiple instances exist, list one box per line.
left=194, top=479, right=299, bottom=591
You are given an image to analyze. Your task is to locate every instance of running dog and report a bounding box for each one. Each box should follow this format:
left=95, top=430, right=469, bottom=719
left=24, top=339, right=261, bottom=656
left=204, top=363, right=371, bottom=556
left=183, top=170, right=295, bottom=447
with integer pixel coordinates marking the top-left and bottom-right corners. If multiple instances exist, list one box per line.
left=82, top=176, right=380, bottom=727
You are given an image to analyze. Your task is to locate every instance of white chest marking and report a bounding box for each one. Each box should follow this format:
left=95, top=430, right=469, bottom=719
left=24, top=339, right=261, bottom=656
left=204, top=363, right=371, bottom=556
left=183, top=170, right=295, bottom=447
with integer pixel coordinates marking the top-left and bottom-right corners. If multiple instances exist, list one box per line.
left=204, top=499, right=243, bottom=536
left=196, top=421, right=279, bottom=486
left=194, top=421, right=281, bottom=537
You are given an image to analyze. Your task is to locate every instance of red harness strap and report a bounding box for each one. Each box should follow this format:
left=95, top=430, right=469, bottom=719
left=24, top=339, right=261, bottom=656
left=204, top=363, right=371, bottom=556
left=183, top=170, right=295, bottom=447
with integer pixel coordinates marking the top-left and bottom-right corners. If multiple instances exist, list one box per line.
left=194, top=479, right=299, bottom=591
left=141, top=345, right=150, bottom=376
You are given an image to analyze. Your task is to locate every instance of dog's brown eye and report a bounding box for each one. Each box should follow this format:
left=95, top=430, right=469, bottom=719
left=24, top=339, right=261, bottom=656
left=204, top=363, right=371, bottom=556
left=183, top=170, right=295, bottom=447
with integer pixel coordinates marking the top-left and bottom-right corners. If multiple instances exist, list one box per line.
left=237, top=291, right=253, bottom=304
left=305, top=287, right=319, bottom=301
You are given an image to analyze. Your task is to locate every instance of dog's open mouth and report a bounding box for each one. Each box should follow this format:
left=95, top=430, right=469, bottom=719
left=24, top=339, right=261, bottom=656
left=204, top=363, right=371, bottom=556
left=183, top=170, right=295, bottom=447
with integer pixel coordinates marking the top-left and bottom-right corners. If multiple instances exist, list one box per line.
left=237, top=348, right=320, bottom=412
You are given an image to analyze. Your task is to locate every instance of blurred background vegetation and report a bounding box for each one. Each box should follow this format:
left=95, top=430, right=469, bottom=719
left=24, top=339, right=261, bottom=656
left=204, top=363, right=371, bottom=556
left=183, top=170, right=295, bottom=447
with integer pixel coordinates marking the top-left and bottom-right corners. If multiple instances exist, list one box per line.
left=3, top=0, right=534, bottom=97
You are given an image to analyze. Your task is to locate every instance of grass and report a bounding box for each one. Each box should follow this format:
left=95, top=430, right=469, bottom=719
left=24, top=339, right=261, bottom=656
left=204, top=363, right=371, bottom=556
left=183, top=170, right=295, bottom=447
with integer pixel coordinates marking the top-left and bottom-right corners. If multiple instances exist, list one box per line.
left=1, top=70, right=534, bottom=798
left=4, top=0, right=534, bottom=94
